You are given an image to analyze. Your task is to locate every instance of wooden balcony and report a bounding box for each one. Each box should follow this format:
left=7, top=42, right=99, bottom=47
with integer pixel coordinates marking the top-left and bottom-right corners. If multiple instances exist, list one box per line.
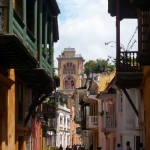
left=86, top=116, right=98, bottom=129
left=108, top=0, right=137, bottom=19
left=80, top=99, right=90, bottom=130
left=47, top=119, right=56, bottom=129
left=101, top=114, right=116, bottom=132
left=0, top=3, right=56, bottom=77
left=137, top=10, right=150, bottom=66
left=0, top=6, right=37, bottom=68
left=116, top=51, right=143, bottom=88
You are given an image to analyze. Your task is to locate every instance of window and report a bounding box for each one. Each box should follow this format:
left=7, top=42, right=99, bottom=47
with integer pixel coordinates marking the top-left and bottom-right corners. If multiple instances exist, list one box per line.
left=64, top=117, right=66, bottom=124
left=63, top=75, right=75, bottom=89
left=67, top=135, right=70, bottom=145
left=60, top=135, right=62, bottom=144
left=63, top=62, right=76, bottom=74
left=60, top=116, right=63, bottom=125
left=14, top=0, right=23, bottom=19
left=67, top=118, right=70, bottom=126
left=26, top=0, right=35, bottom=34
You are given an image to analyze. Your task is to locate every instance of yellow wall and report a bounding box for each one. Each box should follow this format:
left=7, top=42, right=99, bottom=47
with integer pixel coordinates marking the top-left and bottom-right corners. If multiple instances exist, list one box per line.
left=98, top=72, right=115, bottom=92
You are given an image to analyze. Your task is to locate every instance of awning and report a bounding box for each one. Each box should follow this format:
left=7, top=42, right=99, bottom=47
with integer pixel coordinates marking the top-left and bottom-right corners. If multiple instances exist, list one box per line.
left=47, top=0, right=60, bottom=16
left=0, top=34, right=37, bottom=68
left=108, top=0, right=137, bottom=19
left=15, top=68, right=54, bottom=93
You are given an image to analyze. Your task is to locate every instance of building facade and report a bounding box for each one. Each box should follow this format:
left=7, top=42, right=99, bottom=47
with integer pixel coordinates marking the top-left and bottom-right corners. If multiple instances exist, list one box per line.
left=55, top=92, right=71, bottom=149
left=57, top=48, right=84, bottom=148
left=107, top=0, right=149, bottom=148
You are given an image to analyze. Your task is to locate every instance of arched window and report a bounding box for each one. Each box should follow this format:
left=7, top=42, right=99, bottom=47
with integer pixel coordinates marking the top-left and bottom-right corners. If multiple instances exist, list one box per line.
left=63, top=75, right=76, bottom=89
left=63, top=62, right=76, bottom=74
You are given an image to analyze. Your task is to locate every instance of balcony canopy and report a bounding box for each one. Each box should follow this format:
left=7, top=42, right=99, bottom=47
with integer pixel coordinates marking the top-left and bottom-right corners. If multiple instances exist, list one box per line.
left=48, top=0, right=60, bottom=16
left=108, top=0, right=137, bottom=19
left=16, top=68, right=54, bottom=94
left=0, top=35, right=37, bottom=68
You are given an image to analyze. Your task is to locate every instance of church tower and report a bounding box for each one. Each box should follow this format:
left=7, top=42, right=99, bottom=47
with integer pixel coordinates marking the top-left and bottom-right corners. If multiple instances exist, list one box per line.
left=57, top=48, right=84, bottom=95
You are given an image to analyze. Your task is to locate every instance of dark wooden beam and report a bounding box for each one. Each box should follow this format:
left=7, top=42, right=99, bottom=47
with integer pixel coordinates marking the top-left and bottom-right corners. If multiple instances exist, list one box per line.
left=122, top=88, right=139, bottom=117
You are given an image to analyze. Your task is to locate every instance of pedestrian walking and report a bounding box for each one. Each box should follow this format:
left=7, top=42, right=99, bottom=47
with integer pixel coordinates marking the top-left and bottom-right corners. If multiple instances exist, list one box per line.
left=139, top=143, right=145, bottom=150
left=97, top=145, right=102, bottom=150
left=66, top=145, right=69, bottom=150
left=115, top=143, right=124, bottom=150
left=89, top=144, right=93, bottom=150
left=59, top=144, right=63, bottom=150
left=126, top=141, right=132, bottom=150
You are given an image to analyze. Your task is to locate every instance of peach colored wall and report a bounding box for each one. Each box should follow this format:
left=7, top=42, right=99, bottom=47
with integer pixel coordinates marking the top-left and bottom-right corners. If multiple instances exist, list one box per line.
left=0, top=69, right=15, bottom=150
left=8, top=70, right=16, bottom=150
left=143, top=66, right=150, bottom=149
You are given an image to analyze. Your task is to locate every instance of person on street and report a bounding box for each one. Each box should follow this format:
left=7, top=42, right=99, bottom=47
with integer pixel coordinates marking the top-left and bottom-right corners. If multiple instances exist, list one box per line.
left=115, top=143, right=124, bottom=150
left=89, top=144, right=93, bottom=150
left=126, top=141, right=132, bottom=150
left=59, top=144, right=63, bottom=150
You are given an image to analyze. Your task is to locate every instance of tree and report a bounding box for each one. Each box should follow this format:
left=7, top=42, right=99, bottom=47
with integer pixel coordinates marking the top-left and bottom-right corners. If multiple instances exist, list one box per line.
left=84, top=58, right=115, bottom=77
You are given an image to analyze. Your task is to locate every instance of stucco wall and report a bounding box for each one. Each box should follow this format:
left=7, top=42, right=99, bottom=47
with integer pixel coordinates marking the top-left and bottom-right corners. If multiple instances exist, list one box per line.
left=143, top=66, right=150, bottom=149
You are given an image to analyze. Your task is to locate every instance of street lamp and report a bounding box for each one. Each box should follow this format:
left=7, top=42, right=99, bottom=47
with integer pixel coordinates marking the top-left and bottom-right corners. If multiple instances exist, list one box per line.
left=105, top=41, right=125, bottom=51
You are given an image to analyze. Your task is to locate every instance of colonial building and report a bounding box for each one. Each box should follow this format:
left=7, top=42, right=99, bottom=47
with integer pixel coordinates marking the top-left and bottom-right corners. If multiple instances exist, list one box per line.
left=57, top=48, right=84, bottom=148
left=107, top=0, right=149, bottom=148
left=55, top=92, right=70, bottom=149
left=0, top=0, right=60, bottom=150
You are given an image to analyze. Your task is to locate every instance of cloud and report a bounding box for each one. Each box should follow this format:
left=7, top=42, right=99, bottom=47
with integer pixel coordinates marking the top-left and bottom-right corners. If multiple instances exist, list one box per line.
left=54, top=0, right=138, bottom=66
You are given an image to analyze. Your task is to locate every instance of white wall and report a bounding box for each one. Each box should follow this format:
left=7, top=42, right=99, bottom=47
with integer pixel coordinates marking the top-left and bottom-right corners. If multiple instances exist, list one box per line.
left=116, top=88, right=140, bottom=150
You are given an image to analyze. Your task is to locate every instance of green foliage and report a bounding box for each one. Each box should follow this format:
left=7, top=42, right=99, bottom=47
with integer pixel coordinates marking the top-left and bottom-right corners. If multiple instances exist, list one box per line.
left=47, top=146, right=59, bottom=150
left=45, top=97, right=58, bottom=107
left=84, top=58, right=115, bottom=77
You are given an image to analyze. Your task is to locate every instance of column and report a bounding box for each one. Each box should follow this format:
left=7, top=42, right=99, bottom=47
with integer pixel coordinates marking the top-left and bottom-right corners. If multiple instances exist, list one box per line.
left=38, top=0, right=43, bottom=68
left=34, top=0, right=37, bottom=55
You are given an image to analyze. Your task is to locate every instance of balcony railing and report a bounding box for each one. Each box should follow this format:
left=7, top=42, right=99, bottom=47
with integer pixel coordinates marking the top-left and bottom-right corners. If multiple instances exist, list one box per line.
left=0, top=4, right=7, bottom=32
left=47, top=120, right=55, bottom=129
left=86, top=116, right=98, bottom=129
left=118, top=51, right=142, bottom=72
left=102, top=114, right=116, bottom=132
left=0, top=5, right=53, bottom=74
left=12, top=10, right=37, bottom=58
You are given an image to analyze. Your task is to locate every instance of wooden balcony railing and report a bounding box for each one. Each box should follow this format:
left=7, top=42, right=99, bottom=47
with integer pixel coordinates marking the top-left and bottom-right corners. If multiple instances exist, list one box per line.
left=105, top=114, right=116, bottom=128
left=102, top=114, right=116, bottom=131
left=0, top=4, right=7, bottom=32
left=13, top=10, right=37, bottom=58
left=118, top=51, right=142, bottom=72
left=86, top=116, right=98, bottom=129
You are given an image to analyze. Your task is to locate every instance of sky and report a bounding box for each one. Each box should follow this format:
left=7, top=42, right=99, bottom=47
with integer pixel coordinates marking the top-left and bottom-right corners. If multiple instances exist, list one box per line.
left=54, top=0, right=138, bottom=67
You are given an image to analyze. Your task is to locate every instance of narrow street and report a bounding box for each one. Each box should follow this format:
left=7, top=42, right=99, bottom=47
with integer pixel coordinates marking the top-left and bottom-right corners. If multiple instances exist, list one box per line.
left=0, top=0, right=149, bottom=150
